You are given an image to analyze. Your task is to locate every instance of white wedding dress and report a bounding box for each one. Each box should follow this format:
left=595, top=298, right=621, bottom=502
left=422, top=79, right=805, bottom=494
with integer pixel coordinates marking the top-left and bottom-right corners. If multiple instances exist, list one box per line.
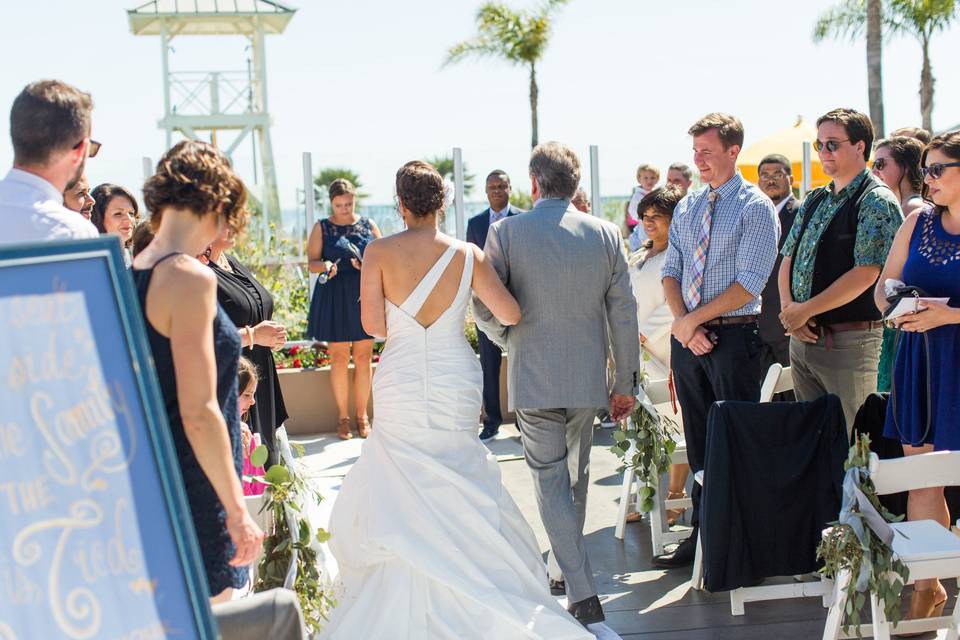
left=321, top=243, right=593, bottom=639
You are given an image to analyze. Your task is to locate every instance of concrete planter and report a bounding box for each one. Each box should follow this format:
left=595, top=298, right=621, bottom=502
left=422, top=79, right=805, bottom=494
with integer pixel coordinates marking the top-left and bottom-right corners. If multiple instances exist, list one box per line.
left=277, top=353, right=511, bottom=435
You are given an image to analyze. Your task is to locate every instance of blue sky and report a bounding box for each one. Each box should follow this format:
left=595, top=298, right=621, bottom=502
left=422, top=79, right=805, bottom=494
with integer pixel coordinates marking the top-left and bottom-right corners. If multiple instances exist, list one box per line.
left=1, top=0, right=958, bottom=207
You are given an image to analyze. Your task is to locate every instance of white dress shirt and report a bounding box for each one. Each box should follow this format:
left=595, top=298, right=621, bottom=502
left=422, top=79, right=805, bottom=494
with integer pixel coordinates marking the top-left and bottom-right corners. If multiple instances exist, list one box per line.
left=489, top=204, right=511, bottom=225
left=0, top=168, right=98, bottom=245
left=774, top=194, right=794, bottom=216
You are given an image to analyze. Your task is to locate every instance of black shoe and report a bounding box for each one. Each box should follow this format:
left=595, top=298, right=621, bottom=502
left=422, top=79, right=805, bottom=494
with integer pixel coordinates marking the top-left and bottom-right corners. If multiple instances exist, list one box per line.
left=596, top=411, right=616, bottom=428
left=549, top=578, right=566, bottom=595
left=567, top=595, right=605, bottom=626
left=478, top=425, right=500, bottom=441
left=651, top=532, right=697, bottom=568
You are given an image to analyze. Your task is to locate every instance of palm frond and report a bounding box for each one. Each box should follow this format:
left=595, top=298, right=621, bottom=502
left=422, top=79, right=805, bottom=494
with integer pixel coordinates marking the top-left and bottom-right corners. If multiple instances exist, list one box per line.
left=813, top=0, right=868, bottom=42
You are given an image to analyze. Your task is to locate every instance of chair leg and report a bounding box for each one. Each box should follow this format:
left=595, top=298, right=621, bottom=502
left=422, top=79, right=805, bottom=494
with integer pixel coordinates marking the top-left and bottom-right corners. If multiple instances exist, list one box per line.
left=947, top=591, right=960, bottom=640
left=871, top=590, right=892, bottom=640
left=730, top=588, right=745, bottom=616
left=690, top=533, right=703, bottom=590
left=615, top=464, right=634, bottom=540
left=649, top=471, right=669, bottom=556
left=822, top=569, right=849, bottom=640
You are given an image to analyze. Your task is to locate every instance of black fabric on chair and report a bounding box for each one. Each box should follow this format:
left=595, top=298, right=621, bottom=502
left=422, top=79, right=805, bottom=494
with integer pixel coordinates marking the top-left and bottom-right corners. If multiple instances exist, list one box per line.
left=700, top=395, right=847, bottom=592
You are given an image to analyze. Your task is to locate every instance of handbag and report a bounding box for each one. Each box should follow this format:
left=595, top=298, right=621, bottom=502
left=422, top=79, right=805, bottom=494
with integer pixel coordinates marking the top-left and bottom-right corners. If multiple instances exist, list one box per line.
left=884, top=285, right=933, bottom=446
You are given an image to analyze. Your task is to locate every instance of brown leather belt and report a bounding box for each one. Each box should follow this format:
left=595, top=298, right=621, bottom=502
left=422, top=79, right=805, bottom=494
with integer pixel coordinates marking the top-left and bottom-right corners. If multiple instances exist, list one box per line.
left=703, top=314, right=758, bottom=328
left=818, top=320, right=883, bottom=350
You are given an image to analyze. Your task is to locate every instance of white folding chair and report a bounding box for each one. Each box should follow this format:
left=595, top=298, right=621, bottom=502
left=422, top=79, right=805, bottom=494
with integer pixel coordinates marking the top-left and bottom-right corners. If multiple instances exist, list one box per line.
left=614, top=377, right=692, bottom=556
left=823, top=451, right=960, bottom=640
left=759, top=363, right=793, bottom=403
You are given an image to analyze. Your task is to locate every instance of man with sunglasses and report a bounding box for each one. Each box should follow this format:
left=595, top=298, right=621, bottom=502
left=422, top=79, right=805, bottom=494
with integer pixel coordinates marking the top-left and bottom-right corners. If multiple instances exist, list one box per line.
left=0, top=80, right=98, bottom=245
left=778, top=108, right=903, bottom=432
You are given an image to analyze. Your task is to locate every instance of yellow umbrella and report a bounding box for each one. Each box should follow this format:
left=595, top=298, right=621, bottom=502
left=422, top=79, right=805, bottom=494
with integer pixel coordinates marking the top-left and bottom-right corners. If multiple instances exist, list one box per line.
left=738, top=117, right=830, bottom=190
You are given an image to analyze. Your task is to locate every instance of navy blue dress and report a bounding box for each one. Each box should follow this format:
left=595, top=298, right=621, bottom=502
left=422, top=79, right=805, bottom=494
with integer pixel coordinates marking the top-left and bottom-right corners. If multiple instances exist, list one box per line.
left=306, top=217, right=376, bottom=342
left=884, top=211, right=960, bottom=450
left=133, top=253, right=247, bottom=595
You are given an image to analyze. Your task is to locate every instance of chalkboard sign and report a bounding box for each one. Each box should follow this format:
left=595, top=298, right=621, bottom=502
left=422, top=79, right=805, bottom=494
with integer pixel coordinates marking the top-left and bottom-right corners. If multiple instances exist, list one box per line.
left=0, top=239, right=217, bottom=639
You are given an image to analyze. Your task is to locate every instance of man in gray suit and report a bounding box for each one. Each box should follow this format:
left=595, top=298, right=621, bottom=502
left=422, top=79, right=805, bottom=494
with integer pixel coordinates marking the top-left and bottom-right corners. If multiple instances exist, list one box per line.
left=473, top=141, right=639, bottom=626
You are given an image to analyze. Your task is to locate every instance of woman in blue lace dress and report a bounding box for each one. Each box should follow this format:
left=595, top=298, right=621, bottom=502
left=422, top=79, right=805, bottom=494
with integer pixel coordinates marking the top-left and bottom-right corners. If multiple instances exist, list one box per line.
left=875, top=130, right=960, bottom=622
left=307, top=178, right=382, bottom=439
left=133, top=141, right=264, bottom=602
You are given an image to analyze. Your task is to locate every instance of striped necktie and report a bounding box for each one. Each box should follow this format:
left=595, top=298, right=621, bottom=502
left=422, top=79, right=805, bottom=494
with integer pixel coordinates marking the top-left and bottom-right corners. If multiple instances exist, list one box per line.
left=686, top=190, right=718, bottom=310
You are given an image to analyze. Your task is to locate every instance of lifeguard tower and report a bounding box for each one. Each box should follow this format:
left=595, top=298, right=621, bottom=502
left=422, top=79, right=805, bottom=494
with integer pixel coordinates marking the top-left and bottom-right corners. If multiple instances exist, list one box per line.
left=127, top=0, right=295, bottom=226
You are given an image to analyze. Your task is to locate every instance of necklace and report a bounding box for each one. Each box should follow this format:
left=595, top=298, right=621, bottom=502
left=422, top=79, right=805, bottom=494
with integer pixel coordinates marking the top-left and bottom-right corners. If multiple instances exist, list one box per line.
left=215, top=252, right=232, bottom=271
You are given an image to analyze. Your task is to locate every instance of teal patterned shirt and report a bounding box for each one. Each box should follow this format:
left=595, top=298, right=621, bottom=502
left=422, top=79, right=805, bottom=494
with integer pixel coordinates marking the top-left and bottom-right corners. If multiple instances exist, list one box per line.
left=781, top=169, right=903, bottom=303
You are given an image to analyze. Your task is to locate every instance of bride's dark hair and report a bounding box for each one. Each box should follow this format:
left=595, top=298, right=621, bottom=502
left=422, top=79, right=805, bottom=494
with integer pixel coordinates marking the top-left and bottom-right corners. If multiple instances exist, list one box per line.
left=396, top=161, right=446, bottom=218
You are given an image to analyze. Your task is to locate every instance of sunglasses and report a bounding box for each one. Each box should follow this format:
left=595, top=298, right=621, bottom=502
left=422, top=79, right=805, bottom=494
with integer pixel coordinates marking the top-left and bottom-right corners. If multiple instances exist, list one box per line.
left=813, top=139, right=849, bottom=153
left=921, top=162, right=960, bottom=180
left=72, top=138, right=102, bottom=158
left=872, top=157, right=890, bottom=171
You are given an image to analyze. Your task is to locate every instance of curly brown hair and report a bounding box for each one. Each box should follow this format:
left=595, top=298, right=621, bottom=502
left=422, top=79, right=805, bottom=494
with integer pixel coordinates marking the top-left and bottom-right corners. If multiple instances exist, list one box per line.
left=636, top=185, right=684, bottom=219
left=396, top=161, right=446, bottom=218
left=143, top=140, right=249, bottom=233
left=875, top=136, right=924, bottom=194
left=328, top=178, right=357, bottom=202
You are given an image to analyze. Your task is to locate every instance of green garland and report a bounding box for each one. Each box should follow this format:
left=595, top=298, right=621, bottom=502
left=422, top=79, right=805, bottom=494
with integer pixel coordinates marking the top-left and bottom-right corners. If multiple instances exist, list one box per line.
left=816, top=434, right=909, bottom=637
left=609, top=362, right=681, bottom=513
left=251, top=443, right=336, bottom=633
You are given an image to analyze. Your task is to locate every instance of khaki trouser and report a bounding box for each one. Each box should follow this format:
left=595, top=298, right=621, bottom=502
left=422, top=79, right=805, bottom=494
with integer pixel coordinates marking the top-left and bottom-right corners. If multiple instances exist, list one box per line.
left=789, top=328, right=883, bottom=437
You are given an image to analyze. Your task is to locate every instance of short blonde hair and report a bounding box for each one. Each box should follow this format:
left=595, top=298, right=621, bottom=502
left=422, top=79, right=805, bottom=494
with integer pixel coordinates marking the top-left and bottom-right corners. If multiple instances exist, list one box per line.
left=636, top=163, right=660, bottom=181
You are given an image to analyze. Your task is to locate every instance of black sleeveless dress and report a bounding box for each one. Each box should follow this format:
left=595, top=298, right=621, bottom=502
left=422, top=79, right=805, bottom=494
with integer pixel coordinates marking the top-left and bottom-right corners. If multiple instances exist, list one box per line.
left=132, top=254, right=247, bottom=595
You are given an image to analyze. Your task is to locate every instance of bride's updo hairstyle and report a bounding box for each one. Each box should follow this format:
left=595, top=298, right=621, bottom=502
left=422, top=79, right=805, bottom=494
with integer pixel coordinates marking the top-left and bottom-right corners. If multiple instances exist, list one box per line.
left=395, top=161, right=446, bottom=218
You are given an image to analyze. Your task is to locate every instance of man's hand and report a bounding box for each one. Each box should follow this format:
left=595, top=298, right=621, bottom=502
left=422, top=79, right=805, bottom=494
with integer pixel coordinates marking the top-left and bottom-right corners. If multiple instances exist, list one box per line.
left=687, top=326, right=715, bottom=356
left=609, top=393, right=635, bottom=422
left=778, top=301, right=813, bottom=334
left=671, top=314, right=700, bottom=347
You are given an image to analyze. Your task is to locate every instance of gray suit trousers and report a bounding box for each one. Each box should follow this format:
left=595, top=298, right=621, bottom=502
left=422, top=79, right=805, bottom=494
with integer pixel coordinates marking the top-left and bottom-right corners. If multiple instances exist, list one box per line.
left=516, top=407, right=598, bottom=603
left=212, top=588, right=307, bottom=640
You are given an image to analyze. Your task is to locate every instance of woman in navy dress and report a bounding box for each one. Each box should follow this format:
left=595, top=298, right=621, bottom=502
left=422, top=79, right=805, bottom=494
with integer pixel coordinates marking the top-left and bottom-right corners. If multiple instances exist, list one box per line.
left=132, top=141, right=264, bottom=602
left=876, top=130, right=960, bottom=622
left=307, top=178, right=382, bottom=439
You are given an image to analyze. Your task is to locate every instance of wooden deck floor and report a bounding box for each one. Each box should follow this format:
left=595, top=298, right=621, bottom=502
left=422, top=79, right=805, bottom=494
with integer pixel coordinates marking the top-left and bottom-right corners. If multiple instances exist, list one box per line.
left=496, top=423, right=952, bottom=640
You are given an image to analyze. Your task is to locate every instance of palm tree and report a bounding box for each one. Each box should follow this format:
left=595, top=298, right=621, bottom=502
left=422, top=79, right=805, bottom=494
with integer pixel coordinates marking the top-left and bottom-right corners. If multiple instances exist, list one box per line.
left=814, top=0, right=958, bottom=132
left=313, top=167, right=367, bottom=210
left=867, top=0, right=885, bottom=136
left=425, top=154, right=476, bottom=196
left=444, top=0, right=571, bottom=149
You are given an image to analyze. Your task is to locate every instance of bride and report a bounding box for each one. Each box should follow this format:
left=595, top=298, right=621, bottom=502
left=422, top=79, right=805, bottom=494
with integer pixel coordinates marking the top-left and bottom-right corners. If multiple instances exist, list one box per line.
left=320, top=161, right=593, bottom=639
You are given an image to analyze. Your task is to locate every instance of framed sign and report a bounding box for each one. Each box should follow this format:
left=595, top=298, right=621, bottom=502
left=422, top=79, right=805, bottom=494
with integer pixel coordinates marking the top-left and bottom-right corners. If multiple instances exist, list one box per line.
left=0, top=238, right=217, bottom=639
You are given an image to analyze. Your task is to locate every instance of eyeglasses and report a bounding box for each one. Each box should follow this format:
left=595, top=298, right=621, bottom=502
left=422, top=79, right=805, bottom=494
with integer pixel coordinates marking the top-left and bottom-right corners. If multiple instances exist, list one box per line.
left=759, top=170, right=788, bottom=182
left=813, top=139, right=850, bottom=153
left=921, top=162, right=960, bottom=180
left=72, top=138, right=102, bottom=158
left=872, top=157, right=890, bottom=171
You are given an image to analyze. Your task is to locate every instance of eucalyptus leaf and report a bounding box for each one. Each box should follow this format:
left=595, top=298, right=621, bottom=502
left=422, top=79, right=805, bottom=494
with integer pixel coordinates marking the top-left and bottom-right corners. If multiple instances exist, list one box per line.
left=250, top=444, right=269, bottom=468
left=264, top=464, right=291, bottom=485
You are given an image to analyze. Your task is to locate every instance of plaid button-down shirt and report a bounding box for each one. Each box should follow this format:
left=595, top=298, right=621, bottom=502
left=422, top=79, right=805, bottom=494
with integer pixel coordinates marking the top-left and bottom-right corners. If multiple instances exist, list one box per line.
left=662, top=172, right=779, bottom=316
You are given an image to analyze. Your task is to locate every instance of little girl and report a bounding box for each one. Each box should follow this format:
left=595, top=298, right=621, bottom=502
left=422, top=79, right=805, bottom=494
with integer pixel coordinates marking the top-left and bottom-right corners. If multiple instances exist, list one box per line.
left=238, top=357, right=266, bottom=496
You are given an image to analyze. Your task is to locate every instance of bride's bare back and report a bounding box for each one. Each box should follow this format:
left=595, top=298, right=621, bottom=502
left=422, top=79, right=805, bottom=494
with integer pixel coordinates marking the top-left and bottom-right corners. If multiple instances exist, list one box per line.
left=359, top=229, right=520, bottom=338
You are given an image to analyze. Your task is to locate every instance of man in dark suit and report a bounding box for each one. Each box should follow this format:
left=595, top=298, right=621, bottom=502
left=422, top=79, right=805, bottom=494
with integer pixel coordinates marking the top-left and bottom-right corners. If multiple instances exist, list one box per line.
left=467, top=170, right=523, bottom=440
left=757, top=154, right=800, bottom=368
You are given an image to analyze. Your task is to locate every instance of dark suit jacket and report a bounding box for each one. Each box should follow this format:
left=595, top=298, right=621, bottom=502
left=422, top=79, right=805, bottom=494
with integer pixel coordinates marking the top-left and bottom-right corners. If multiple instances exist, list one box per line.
left=466, top=204, right=522, bottom=249
left=758, top=196, right=800, bottom=348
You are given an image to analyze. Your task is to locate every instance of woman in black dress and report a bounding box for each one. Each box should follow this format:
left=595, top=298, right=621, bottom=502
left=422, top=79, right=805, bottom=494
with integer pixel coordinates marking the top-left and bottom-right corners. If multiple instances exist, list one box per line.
left=132, top=141, right=263, bottom=602
left=306, top=178, right=382, bottom=439
left=206, top=225, right=288, bottom=461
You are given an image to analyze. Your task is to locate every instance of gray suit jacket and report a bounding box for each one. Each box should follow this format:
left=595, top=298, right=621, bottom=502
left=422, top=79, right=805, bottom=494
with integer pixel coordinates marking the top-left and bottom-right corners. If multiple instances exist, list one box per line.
left=473, top=198, right=640, bottom=410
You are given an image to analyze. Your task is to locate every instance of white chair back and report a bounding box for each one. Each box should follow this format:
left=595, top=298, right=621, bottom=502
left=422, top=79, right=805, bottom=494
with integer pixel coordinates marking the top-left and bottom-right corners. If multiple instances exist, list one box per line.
left=868, top=450, right=960, bottom=496
left=759, top=364, right=793, bottom=403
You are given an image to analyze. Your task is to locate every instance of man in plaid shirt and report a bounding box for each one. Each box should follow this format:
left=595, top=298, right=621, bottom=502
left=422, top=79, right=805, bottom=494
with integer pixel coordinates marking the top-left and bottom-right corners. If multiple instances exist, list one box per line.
left=653, top=113, right=779, bottom=568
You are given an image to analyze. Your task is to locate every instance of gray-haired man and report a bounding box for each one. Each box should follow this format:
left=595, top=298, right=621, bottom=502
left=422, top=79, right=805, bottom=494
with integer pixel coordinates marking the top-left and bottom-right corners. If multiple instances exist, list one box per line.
left=473, top=141, right=639, bottom=626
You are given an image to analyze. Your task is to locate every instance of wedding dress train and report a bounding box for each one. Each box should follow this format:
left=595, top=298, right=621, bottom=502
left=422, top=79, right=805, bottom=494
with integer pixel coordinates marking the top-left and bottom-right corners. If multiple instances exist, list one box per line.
left=321, top=243, right=592, bottom=639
